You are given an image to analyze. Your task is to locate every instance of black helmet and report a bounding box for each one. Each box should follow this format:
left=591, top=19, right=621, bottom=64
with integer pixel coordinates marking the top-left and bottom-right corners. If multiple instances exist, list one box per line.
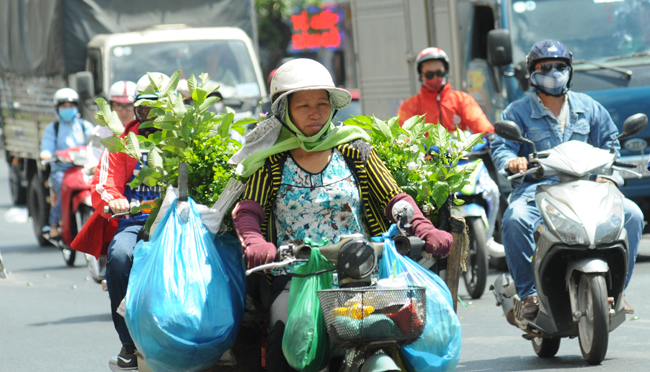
left=526, top=39, right=573, bottom=90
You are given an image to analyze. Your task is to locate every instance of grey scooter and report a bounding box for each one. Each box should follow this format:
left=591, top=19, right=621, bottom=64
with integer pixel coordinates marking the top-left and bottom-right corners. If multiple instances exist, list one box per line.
left=491, top=114, right=647, bottom=365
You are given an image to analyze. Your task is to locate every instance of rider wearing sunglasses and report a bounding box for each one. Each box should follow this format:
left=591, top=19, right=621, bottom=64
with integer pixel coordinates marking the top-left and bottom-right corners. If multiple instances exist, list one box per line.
left=491, top=39, right=643, bottom=320
left=397, top=47, right=494, bottom=135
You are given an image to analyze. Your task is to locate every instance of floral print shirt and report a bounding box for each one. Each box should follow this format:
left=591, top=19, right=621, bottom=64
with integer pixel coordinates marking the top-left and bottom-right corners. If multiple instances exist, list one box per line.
left=274, top=149, right=367, bottom=247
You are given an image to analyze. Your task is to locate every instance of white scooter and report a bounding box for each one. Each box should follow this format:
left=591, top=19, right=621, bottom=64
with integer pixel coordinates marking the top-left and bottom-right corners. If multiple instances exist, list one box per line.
left=491, top=114, right=647, bottom=365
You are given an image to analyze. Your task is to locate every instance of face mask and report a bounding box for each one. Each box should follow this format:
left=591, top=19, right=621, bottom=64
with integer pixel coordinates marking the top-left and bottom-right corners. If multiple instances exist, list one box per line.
left=423, top=77, right=446, bottom=93
left=530, top=68, right=570, bottom=96
left=58, top=107, right=78, bottom=122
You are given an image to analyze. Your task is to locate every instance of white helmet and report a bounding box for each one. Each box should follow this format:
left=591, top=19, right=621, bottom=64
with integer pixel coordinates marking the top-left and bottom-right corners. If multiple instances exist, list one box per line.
left=135, top=72, right=171, bottom=101
left=53, top=88, right=79, bottom=108
left=108, top=81, right=136, bottom=104
left=270, top=59, right=351, bottom=115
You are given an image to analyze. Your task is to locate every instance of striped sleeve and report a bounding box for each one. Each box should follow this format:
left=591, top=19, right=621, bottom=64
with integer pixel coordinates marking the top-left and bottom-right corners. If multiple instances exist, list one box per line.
left=366, top=148, right=402, bottom=210
left=241, top=161, right=273, bottom=208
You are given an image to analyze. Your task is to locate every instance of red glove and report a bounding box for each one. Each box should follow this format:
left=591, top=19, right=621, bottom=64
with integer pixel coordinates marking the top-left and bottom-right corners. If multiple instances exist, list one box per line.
left=232, top=200, right=277, bottom=268
left=385, top=193, right=453, bottom=257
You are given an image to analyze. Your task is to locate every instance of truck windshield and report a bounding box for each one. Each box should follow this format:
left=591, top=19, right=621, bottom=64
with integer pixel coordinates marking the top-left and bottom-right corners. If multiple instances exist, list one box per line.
left=509, top=0, right=650, bottom=65
left=109, top=40, right=261, bottom=99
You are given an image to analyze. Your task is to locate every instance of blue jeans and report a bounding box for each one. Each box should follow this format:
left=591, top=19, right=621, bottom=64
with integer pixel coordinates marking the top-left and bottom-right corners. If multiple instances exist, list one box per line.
left=106, top=224, right=142, bottom=346
left=48, top=170, right=64, bottom=226
left=503, top=197, right=643, bottom=299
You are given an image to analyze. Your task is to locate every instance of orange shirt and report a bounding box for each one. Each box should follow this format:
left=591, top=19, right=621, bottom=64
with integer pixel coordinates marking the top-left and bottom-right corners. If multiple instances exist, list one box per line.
left=398, top=84, right=494, bottom=134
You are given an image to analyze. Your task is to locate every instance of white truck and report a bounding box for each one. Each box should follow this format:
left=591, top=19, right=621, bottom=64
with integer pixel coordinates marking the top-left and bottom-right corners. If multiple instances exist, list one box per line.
left=0, top=0, right=265, bottom=246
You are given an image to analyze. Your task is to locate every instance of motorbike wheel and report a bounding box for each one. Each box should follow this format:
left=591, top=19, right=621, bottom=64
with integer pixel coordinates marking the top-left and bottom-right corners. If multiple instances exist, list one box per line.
left=532, top=337, right=561, bottom=358
left=463, top=217, right=488, bottom=299
left=9, top=161, right=27, bottom=205
left=28, top=176, right=51, bottom=247
left=577, top=273, right=609, bottom=365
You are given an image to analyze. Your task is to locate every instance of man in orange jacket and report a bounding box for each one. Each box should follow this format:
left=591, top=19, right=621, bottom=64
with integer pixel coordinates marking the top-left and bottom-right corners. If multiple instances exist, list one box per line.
left=399, top=47, right=505, bottom=266
left=398, top=47, right=494, bottom=134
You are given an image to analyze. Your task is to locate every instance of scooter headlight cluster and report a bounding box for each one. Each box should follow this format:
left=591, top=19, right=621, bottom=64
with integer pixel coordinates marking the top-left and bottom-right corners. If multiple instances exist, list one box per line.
left=541, top=199, right=589, bottom=245
left=594, top=196, right=624, bottom=245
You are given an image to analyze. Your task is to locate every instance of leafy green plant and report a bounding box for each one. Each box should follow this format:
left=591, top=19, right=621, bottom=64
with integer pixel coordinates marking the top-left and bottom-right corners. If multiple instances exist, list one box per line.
left=94, top=70, right=256, bottom=225
left=345, top=114, right=483, bottom=218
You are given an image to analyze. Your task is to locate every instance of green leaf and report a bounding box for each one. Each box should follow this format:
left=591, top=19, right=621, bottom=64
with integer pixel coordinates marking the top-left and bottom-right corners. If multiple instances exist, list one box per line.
left=432, top=181, right=450, bottom=209
left=149, top=148, right=163, bottom=170
left=199, top=73, right=210, bottom=86
left=138, top=141, right=156, bottom=151
left=454, top=198, right=465, bottom=205
left=188, top=75, right=198, bottom=97
left=94, top=98, right=111, bottom=127
left=203, top=81, right=220, bottom=95
left=100, top=136, right=125, bottom=153
left=192, top=88, right=208, bottom=108
left=372, top=115, right=392, bottom=141
left=402, top=115, right=423, bottom=131
left=138, top=120, right=155, bottom=129
left=219, top=112, right=234, bottom=139
left=171, top=92, right=186, bottom=117
left=161, top=138, right=188, bottom=149
left=161, top=70, right=181, bottom=96
left=106, top=110, right=125, bottom=136
left=233, top=117, right=258, bottom=127
left=198, top=96, right=220, bottom=114
left=147, top=72, right=164, bottom=93
left=126, top=132, right=142, bottom=159
left=180, top=114, right=192, bottom=142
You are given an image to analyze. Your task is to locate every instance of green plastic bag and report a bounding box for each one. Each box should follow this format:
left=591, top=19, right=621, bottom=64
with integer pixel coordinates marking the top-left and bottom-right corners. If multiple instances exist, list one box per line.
left=282, top=249, right=335, bottom=372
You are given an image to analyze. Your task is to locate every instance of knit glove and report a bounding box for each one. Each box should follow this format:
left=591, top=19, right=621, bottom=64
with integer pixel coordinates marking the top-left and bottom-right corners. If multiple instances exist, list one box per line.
left=232, top=200, right=277, bottom=268
left=385, top=193, right=453, bottom=257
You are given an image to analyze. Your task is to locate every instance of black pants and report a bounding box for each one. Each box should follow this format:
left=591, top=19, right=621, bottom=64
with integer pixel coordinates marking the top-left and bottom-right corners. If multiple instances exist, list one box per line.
left=256, top=274, right=298, bottom=372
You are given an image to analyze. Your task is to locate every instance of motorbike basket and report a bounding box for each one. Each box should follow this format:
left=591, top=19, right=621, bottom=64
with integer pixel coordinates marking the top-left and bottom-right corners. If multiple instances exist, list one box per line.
left=317, top=286, right=426, bottom=349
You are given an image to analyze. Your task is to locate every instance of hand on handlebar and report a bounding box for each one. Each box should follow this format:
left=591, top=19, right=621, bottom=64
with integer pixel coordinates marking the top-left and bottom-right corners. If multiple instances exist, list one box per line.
left=245, top=242, right=278, bottom=269
left=108, top=199, right=131, bottom=218
left=420, top=227, right=452, bottom=257
left=508, top=157, right=528, bottom=174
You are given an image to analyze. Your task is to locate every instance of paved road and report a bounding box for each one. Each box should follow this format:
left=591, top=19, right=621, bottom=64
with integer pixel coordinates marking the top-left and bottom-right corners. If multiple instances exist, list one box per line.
left=1, top=151, right=650, bottom=371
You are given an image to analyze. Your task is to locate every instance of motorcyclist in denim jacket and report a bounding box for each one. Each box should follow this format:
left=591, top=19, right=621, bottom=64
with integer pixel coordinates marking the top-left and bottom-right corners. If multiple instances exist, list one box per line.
left=490, top=39, right=643, bottom=319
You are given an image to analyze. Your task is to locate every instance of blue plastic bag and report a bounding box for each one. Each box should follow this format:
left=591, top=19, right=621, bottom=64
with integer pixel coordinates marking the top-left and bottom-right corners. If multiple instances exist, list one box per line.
left=377, top=225, right=462, bottom=372
left=125, top=198, right=246, bottom=372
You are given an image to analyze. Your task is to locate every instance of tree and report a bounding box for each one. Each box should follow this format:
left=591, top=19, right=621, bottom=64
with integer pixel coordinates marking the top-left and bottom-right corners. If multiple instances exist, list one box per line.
left=256, top=0, right=321, bottom=80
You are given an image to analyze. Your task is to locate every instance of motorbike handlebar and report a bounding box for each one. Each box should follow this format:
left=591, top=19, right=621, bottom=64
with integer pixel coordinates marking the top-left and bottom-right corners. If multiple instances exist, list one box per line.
left=613, top=161, right=637, bottom=169
left=103, top=205, right=139, bottom=219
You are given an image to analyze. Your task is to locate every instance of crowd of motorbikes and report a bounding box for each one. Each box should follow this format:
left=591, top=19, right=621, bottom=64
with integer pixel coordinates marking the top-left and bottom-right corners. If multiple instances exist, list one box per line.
left=6, top=111, right=646, bottom=371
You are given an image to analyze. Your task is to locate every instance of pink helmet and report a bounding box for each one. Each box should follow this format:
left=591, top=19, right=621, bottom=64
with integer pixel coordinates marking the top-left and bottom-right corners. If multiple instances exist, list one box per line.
left=108, top=81, right=136, bottom=104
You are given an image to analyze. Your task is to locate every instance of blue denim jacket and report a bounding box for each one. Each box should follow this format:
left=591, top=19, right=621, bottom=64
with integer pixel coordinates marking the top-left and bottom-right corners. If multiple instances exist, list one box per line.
left=490, top=90, right=621, bottom=202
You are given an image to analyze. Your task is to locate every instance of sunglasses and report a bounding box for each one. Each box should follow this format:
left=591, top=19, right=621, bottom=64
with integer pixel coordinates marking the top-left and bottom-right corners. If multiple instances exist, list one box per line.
left=536, top=62, right=569, bottom=73
left=423, top=70, right=447, bottom=79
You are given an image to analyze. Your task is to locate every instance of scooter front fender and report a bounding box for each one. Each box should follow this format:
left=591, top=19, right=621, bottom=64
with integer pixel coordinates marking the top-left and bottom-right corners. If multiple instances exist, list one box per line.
left=565, top=258, right=609, bottom=290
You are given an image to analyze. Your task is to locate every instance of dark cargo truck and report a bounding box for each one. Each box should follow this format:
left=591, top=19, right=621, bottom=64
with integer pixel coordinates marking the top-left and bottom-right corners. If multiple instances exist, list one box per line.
left=0, top=0, right=265, bottom=245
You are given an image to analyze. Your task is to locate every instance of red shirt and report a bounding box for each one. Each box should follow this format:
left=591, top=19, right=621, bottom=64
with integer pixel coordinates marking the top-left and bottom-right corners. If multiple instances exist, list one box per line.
left=398, top=84, right=494, bottom=134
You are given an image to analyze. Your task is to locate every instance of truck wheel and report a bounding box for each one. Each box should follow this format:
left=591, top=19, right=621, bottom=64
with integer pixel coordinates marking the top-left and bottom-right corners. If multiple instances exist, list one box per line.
left=28, top=176, right=51, bottom=247
left=578, top=273, right=609, bottom=365
left=463, top=217, right=488, bottom=299
left=532, top=337, right=561, bottom=358
left=9, top=162, right=27, bottom=205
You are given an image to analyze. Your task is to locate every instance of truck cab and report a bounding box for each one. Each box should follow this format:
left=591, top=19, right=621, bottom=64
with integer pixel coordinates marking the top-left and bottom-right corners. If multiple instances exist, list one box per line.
left=76, top=25, right=267, bottom=125
left=464, top=0, right=650, bottom=214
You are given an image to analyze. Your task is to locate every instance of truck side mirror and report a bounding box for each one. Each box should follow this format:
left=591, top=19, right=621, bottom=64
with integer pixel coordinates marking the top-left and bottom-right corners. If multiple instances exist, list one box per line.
left=72, top=71, right=95, bottom=101
left=487, top=29, right=513, bottom=67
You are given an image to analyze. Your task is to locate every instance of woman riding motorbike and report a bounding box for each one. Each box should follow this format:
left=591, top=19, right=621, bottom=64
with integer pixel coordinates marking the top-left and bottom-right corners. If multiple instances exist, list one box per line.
left=230, top=58, right=454, bottom=372
left=40, top=88, right=94, bottom=240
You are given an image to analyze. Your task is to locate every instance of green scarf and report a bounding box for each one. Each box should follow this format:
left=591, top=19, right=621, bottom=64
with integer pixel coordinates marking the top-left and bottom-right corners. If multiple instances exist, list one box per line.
left=237, top=103, right=370, bottom=178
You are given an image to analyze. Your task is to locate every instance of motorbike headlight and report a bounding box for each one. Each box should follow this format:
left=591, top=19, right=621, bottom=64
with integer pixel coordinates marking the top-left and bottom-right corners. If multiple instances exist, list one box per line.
left=594, top=197, right=624, bottom=245
left=541, top=199, right=589, bottom=245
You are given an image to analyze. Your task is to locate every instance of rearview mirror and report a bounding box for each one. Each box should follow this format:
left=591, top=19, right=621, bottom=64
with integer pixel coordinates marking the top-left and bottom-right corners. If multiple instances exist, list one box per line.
left=621, top=113, right=648, bottom=139
left=495, top=120, right=537, bottom=156
left=72, top=71, right=95, bottom=101
left=494, top=120, right=525, bottom=142
left=487, top=29, right=513, bottom=67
